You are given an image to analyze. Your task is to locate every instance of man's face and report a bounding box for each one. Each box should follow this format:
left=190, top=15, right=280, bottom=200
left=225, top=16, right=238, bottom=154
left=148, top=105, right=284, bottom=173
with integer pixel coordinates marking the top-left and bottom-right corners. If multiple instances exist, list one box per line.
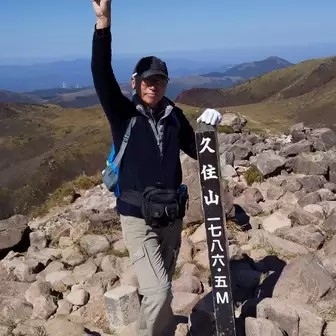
left=134, top=75, right=168, bottom=108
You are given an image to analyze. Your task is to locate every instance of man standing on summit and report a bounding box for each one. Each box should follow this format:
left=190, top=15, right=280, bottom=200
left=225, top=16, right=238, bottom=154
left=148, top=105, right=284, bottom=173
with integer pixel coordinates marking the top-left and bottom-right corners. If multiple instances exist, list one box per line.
left=91, top=1, right=222, bottom=335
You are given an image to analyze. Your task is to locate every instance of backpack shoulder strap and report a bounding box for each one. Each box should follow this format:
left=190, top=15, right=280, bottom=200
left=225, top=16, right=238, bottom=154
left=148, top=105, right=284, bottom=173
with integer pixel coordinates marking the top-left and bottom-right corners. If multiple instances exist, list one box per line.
left=112, top=116, right=136, bottom=167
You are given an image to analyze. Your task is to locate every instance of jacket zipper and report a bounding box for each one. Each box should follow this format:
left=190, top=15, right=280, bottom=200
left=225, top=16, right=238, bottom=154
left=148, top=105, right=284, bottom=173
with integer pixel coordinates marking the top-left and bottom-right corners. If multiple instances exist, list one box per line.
left=147, top=111, right=165, bottom=185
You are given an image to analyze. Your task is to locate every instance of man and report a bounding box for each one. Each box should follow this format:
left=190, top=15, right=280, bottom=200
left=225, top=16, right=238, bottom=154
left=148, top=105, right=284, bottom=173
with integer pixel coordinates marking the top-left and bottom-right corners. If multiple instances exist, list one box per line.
left=91, top=1, right=222, bottom=335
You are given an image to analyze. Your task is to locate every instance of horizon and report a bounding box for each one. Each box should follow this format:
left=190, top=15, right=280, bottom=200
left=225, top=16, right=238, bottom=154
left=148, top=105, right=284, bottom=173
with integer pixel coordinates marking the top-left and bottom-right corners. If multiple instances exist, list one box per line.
left=1, top=0, right=336, bottom=65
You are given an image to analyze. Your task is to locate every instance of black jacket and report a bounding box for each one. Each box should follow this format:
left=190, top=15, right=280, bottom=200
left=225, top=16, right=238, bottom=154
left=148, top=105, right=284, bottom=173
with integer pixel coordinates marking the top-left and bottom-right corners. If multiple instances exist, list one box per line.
left=91, top=26, right=197, bottom=218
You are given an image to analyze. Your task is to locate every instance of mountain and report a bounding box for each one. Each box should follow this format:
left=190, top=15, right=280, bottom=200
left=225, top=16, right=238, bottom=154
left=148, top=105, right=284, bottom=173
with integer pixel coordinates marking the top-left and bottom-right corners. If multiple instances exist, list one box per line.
left=0, top=56, right=294, bottom=105
left=0, top=102, right=112, bottom=219
left=202, top=56, right=293, bottom=79
left=0, top=57, right=231, bottom=92
left=0, top=90, right=42, bottom=104
left=176, top=56, right=336, bottom=132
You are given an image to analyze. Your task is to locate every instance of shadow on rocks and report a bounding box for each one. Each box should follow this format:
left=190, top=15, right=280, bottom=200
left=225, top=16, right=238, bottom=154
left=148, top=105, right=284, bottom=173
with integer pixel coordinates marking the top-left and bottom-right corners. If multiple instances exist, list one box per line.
left=236, top=255, right=287, bottom=335
left=232, top=204, right=251, bottom=231
left=188, top=255, right=286, bottom=336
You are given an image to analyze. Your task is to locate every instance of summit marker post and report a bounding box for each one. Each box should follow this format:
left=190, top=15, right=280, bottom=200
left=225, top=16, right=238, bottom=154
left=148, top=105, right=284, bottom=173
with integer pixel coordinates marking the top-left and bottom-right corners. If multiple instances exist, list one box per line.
left=195, top=122, right=236, bottom=336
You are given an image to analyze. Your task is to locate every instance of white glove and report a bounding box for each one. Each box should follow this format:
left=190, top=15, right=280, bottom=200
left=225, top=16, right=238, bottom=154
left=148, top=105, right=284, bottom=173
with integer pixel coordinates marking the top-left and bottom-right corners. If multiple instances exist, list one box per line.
left=197, top=108, right=222, bottom=126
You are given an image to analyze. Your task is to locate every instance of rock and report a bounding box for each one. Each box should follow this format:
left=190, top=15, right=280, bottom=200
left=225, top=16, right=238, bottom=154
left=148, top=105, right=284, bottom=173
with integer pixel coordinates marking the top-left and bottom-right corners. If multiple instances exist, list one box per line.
left=31, top=295, right=58, bottom=320
left=29, top=231, right=47, bottom=250
left=0, top=214, right=29, bottom=255
left=324, top=321, right=336, bottom=336
left=250, top=151, right=287, bottom=177
left=288, top=208, right=322, bottom=226
left=257, top=298, right=324, bottom=336
left=45, top=270, right=74, bottom=292
left=297, top=192, right=322, bottom=207
left=227, top=143, right=252, bottom=160
left=72, top=259, right=97, bottom=283
left=175, top=323, right=189, bottom=336
left=61, top=245, right=85, bottom=267
left=266, top=185, right=285, bottom=200
left=221, top=164, right=237, bottom=178
left=274, top=225, right=325, bottom=250
left=249, top=230, right=309, bottom=256
left=220, top=112, right=247, bottom=132
left=279, top=139, right=313, bottom=157
left=181, top=154, right=203, bottom=224
left=321, top=212, right=336, bottom=233
left=189, top=223, right=206, bottom=245
left=220, top=150, right=235, bottom=166
left=66, top=285, right=89, bottom=306
left=55, top=299, right=73, bottom=315
left=308, top=127, right=336, bottom=150
left=291, top=151, right=329, bottom=175
left=104, top=285, right=140, bottom=332
left=176, top=235, right=194, bottom=268
left=172, top=292, right=200, bottom=314
left=172, top=275, right=203, bottom=294
left=273, top=253, right=336, bottom=303
left=241, top=188, right=264, bottom=203
left=0, top=326, right=11, bottom=336
left=261, top=211, right=292, bottom=233
left=245, top=317, right=284, bottom=336
left=25, top=281, right=51, bottom=305
left=45, top=317, right=86, bottom=336
left=79, top=234, right=110, bottom=255
left=297, top=175, right=326, bottom=193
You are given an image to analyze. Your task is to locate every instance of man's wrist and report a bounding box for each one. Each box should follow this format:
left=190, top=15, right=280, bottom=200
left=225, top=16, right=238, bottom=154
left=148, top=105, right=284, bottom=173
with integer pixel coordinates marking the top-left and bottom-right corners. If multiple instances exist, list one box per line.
left=96, top=17, right=111, bottom=29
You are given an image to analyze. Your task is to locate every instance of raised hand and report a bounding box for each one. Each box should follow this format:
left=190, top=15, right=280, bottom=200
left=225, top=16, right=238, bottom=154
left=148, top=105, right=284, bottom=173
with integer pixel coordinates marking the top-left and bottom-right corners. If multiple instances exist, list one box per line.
left=92, top=0, right=111, bottom=28
left=92, top=0, right=111, bottom=18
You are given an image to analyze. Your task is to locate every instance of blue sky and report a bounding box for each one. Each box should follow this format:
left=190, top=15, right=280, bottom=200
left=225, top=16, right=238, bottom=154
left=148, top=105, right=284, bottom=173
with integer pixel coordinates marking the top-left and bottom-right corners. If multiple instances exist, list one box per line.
left=0, top=0, right=335, bottom=62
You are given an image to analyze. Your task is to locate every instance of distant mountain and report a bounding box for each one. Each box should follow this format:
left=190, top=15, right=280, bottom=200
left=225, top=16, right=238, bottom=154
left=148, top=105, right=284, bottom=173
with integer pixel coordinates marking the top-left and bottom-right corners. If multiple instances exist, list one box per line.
left=176, top=56, right=336, bottom=132
left=0, top=57, right=230, bottom=92
left=202, top=56, right=293, bottom=79
left=0, top=90, right=42, bottom=104
left=0, top=56, right=294, bottom=107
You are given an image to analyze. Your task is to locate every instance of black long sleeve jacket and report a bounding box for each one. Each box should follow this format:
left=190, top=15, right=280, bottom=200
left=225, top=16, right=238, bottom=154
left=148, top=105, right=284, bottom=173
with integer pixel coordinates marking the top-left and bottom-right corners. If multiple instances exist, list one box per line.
left=91, top=26, right=197, bottom=218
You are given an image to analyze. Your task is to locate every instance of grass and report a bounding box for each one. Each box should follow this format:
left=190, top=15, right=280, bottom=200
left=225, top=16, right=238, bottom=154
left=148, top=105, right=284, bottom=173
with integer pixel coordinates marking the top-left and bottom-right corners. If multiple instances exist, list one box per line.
left=30, top=171, right=102, bottom=218
left=0, top=103, right=111, bottom=219
left=243, top=166, right=264, bottom=186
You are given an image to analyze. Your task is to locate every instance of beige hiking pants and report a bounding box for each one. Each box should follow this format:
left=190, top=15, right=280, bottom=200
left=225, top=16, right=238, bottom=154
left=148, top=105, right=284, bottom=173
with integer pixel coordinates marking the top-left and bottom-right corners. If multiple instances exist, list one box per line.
left=120, top=214, right=183, bottom=336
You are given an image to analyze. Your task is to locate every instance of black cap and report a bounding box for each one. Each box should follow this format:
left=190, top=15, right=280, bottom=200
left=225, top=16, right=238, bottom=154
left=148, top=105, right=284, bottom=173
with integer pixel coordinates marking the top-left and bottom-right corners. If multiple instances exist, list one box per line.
left=132, top=56, right=169, bottom=80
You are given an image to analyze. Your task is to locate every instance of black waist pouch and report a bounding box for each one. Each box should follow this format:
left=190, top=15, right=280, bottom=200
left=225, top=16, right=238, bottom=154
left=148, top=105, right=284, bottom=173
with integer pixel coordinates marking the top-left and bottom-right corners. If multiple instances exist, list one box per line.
left=141, top=186, right=180, bottom=226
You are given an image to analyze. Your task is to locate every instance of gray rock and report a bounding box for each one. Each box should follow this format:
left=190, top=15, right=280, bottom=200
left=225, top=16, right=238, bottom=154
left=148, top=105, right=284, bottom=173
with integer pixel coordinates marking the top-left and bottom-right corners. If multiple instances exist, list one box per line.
left=297, top=175, right=327, bottom=192
left=274, top=225, right=325, bottom=250
left=279, top=139, right=312, bottom=157
left=250, top=151, right=287, bottom=177
left=273, top=253, right=336, bottom=303
left=262, top=211, right=292, bottom=233
left=298, top=192, right=322, bottom=207
left=0, top=214, right=29, bottom=254
left=241, top=187, right=264, bottom=203
left=291, top=152, right=329, bottom=175
left=79, top=234, right=110, bottom=256
left=308, top=127, right=336, bottom=151
left=257, top=298, right=324, bottom=336
left=220, top=112, right=247, bottom=132
left=287, top=209, right=322, bottom=226
left=220, top=150, right=235, bottom=166
left=267, top=185, right=285, bottom=200
left=321, top=213, right=336, bottom=233
left=248, top=230, right=309, bottom=256
left=104, top=285, right=140, bottom=331
left=245, top=317, right=284, bottom=336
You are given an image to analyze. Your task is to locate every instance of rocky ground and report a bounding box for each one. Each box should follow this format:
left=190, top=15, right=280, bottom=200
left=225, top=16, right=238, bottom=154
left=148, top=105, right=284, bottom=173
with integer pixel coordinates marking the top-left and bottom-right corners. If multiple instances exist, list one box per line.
left=1, top=115, right=336, bottom=336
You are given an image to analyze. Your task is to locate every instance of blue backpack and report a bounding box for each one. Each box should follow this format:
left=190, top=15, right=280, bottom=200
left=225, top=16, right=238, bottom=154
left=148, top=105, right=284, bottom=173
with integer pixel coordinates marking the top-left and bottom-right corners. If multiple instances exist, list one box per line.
left=102, top=112, right=180, bottom=197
